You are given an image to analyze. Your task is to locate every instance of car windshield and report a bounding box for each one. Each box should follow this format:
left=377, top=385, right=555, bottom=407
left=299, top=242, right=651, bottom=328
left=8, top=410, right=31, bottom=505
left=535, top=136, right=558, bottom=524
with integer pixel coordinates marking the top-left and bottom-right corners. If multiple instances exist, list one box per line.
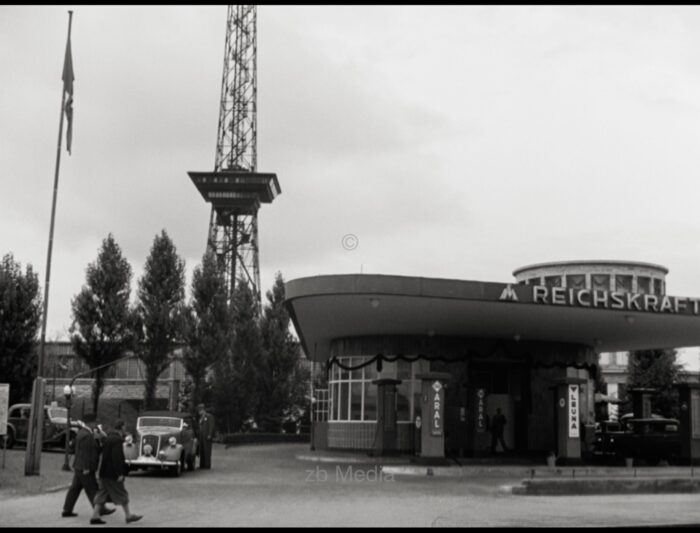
left=137, top=417, right=182, bottom=429
left=48, top=407, right=67, bottom=420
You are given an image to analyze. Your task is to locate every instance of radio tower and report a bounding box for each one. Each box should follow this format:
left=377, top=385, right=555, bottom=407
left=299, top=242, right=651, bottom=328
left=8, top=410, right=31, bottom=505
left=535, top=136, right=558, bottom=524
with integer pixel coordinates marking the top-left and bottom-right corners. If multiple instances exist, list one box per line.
left=188, top=5, right=281, bottom=305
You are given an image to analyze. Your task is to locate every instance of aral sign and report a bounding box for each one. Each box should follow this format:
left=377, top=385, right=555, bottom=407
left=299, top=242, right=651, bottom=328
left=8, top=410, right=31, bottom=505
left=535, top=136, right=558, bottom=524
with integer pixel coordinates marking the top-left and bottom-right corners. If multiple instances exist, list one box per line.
left=431, top=381, right=444, bottom=437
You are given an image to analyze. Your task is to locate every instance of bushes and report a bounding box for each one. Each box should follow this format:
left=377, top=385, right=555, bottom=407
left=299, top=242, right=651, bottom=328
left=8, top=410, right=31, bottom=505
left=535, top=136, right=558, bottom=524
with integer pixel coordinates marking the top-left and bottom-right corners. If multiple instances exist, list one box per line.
left=222, top=432, right=310, bottom=447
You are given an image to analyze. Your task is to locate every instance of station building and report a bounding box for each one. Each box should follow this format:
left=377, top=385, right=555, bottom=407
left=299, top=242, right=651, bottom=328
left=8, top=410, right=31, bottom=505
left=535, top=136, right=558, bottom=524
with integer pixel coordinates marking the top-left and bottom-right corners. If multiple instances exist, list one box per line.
left=286, top=261, right=700, bottom=463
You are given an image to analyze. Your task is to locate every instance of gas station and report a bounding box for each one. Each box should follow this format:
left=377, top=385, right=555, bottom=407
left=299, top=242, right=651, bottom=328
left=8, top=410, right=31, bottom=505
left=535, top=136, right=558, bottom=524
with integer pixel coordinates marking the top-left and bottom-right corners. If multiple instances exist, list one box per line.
left=286, top=261, right=700, bottom=465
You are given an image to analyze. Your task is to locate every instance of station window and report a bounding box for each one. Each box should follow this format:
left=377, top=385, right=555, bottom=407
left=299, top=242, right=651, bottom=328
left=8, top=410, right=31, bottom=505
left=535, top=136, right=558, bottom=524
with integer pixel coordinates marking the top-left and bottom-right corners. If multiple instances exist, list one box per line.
left=591, top=274, right=610, bottom=292
left=328, top=356, right=428, bottom=422
left=565, top=274, right=585, bottom=290
left=615, top=275, right=632, bottom=293
left=637, top=276, right=650, bottom=294
left=653, top=278, right=664, bottom=295
left=544, top=275, right=562, bottom=288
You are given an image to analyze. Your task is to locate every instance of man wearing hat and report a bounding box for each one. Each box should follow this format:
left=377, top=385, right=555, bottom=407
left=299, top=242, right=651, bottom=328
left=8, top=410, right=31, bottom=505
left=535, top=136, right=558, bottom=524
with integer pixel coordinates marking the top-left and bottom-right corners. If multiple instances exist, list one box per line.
left=61, top=413, right=116, bottom=518
left=197, top=404, right=215, bottom=469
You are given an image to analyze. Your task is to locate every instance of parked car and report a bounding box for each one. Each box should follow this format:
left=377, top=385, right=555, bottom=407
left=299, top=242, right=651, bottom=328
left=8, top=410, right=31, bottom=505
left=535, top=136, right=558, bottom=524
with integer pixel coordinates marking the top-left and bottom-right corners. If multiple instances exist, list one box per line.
left=123, top=411, right=198, bottom=477
left=5, top=403, right=79, bottom=451
left=591, top=415, right=681, bottom=465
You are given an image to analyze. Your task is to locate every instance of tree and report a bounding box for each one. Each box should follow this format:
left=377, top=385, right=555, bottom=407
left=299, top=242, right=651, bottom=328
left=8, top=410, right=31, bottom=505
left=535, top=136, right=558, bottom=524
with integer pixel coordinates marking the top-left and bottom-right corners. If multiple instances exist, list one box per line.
left=256, top=272, right=307, bottom=432
left=212, top=280, right=261, bottom=433
left=135, top=230, right=186, bottom=410
left=182, top=251, right=231, bottom=410
left=0, top=254, right=41, bottom=405
left=625, top=349, right=682, bottom=418
left=70, top=235, right=135, bottom=414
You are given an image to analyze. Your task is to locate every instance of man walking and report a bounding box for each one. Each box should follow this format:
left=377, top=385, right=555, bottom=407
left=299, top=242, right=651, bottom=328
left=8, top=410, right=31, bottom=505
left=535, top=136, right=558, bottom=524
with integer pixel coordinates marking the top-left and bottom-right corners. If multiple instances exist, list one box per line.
left=62, top=413, right=116, bottom=518
left=90, top=420, right=142, bottom=525
left=197, top=403, right=215, bottom=469
left=489, top=407, right=509, bottom=454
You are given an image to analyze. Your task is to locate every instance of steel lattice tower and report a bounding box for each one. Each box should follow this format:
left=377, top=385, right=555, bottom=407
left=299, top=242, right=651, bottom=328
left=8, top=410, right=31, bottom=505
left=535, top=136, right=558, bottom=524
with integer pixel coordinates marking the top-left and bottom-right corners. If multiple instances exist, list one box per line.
left=189, top=5, right=280, bottom=306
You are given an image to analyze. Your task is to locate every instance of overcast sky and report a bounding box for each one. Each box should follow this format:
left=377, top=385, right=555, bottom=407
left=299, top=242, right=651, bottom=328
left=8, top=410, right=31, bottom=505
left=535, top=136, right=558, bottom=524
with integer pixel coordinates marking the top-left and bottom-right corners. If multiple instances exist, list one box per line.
left=2, top=5, right=700, bottom=370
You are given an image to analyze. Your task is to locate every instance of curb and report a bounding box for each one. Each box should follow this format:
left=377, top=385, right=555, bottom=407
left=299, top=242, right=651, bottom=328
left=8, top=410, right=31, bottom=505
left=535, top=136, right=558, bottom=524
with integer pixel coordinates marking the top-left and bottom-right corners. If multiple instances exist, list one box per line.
left=512, top=477, right=700, bottom=495
left=295, top=454, right=410, bottom=465
left=44, top=484, right=71, bottom=493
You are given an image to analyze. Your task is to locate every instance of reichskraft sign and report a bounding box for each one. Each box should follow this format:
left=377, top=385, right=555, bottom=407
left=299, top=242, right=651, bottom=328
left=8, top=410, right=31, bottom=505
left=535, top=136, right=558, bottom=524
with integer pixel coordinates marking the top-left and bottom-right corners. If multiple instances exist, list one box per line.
left=498, top=283, right=700, bottom=316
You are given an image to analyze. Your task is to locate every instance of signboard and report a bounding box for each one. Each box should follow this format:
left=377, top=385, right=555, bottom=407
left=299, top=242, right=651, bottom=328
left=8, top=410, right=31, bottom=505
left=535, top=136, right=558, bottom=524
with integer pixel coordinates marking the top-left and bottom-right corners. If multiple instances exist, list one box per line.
left=0, top=384, right=9, bottom=436
left=568, top=385, right=579, bottom=438
left=495, top=282, right=700, bottom=317
left=430, top=381, right=444, bottom=437
left=691, top=389, right=700, bottom=440
left=476, top=388, right=486, bottom=433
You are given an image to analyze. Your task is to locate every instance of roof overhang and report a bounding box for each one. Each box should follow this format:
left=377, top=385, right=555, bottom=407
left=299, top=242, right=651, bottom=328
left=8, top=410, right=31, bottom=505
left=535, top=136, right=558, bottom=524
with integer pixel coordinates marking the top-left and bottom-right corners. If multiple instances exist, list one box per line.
left=285, top=274, right=700, bottom=362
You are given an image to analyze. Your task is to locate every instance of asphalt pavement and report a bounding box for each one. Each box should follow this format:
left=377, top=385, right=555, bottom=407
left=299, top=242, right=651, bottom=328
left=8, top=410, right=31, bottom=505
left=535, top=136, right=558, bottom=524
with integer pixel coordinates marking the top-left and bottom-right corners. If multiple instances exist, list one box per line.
left=0, top=444, right=699, bottom=527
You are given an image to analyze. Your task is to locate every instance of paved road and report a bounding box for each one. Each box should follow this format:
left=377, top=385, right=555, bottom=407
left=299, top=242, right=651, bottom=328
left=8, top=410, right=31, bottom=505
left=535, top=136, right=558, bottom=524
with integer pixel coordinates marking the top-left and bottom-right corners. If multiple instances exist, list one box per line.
left=1, top=444, right=699, bottom=527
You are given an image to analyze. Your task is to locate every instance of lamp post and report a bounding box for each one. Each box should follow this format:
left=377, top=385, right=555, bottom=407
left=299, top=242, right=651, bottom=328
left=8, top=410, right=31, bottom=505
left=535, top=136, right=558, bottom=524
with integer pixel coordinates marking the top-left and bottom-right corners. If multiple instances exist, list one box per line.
left=62, top=384, right=75, bottom=472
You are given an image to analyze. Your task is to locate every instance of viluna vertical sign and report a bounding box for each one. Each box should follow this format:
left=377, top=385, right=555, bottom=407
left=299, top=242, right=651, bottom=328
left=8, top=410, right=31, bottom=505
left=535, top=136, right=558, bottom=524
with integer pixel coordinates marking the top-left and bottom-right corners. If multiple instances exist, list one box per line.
left=431, top=381, right=444, bottom=436
left=568, top=384, right=579, bottom=438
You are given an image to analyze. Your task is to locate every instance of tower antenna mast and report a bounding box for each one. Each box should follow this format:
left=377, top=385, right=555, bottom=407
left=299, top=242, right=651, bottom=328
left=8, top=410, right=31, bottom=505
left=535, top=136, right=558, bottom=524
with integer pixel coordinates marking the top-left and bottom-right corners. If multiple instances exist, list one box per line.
left=189, top=5, right=280, bottom=306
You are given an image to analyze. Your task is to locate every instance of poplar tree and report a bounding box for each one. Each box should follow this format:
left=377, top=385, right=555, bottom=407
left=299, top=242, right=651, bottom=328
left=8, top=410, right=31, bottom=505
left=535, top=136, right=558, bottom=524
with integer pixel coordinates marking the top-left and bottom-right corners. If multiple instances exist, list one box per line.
left=0, top=254, right=41, bottom=405
left=135, top=230, right=186, bottom=410
left=212, top=280, right=261, bottom=433
left=70, top=235, right=135, bottom=414
left=626, top=349, right=682, bottom=418
left=182, top=250, right=231, bottom=409
left=257, top=272, right=307, bottom=432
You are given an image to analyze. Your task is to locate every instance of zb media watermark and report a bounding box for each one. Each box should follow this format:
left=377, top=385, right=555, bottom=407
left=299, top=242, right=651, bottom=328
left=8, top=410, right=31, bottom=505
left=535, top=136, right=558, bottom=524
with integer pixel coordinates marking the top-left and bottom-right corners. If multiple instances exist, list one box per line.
left=305, top=465, right=394, bottom=483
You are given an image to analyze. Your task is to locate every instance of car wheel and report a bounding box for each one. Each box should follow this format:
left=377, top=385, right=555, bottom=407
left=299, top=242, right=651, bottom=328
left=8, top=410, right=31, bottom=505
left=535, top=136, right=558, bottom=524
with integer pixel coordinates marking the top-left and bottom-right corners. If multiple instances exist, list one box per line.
left=171, top=456, right=183, bottom=477
left=5, top=428, right=14, bottom=449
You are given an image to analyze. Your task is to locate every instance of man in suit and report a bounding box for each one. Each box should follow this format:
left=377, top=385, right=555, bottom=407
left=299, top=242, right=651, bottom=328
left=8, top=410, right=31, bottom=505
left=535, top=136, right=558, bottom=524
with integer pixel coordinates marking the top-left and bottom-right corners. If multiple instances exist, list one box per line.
left=489, top=407, right=509, bottom=454
left=61, top=413, right=116, bottom=518
left=197, top=404, right=215, bottom=469
left=90, top=420, right=142, bottom=525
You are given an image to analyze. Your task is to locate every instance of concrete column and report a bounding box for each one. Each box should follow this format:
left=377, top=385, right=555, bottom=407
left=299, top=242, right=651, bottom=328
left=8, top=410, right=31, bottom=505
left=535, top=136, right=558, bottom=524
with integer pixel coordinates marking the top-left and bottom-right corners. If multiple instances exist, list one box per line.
left=675, top=383, right=700, bottom=465
left=553, top=377, right=587, bottom=465
left=415, top=372, right=451, bottom=465
left=371, top=378, right=402, bottom=455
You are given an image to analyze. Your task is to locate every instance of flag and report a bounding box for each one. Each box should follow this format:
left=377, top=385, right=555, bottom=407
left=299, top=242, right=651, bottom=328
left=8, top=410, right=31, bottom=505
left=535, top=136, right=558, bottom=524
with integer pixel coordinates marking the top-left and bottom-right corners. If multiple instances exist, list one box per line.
left=62, top=28, right=74, bottom=155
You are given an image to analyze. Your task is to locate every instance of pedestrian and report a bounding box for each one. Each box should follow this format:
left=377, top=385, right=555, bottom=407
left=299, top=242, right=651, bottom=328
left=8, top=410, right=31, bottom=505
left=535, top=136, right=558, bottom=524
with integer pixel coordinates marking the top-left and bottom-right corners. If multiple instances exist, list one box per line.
left=197, top=403, right=215, bottom=469
left=90, top=420, right=142, bottom=525
left=489, top=407, right=509, bottom=454
left=62, top=413, right=116, bottom=518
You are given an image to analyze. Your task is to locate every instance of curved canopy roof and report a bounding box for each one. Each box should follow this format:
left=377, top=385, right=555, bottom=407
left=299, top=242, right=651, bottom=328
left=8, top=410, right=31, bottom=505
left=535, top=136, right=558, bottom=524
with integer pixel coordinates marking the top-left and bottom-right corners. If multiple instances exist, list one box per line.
left=285, top=274, right=700, bottom=362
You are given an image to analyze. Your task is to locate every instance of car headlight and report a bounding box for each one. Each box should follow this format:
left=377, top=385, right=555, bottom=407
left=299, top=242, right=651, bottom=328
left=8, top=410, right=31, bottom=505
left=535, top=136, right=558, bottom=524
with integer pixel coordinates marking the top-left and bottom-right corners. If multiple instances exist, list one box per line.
left=168, top=436, right=177, bottom=446
left=125, top=435, right=133, bottom=444
left=610, top=438, right=615, bottom=443
left=143, top=444, right=153, bottom=456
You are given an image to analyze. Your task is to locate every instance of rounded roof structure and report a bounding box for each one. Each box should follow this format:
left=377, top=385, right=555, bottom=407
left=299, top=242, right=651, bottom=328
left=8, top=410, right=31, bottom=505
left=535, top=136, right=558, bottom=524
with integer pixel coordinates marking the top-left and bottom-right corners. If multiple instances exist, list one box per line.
left=285, top=273, right=700, bottom=362
left=513, top=260, right=669, bottom=278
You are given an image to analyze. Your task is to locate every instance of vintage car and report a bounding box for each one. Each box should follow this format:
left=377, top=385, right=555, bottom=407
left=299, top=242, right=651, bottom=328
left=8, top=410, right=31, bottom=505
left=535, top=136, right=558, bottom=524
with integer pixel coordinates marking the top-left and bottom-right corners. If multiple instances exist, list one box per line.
left=123, top=411, right=198, bottom=477
left=591, top=414, right=681, bottom=465
left=4, top=403, right=79, bottom=451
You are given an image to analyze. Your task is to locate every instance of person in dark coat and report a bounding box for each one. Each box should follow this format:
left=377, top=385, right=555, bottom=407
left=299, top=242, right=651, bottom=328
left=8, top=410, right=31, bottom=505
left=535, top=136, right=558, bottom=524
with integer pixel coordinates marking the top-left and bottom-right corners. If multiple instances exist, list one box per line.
left=90, top=420, right=142, bottom=525
left=62, top=413, right=116, bottom=518
left=197, top=404, right=215, bottom=469
left=489, top=408, right=509, bottom=454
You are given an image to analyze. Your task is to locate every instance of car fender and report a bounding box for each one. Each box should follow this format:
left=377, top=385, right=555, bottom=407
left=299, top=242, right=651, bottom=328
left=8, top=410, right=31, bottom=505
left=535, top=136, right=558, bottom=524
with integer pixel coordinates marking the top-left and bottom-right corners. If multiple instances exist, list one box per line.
left=158, top=443, right=184, bottom=462
left=123, top=441, right=139, bottom=461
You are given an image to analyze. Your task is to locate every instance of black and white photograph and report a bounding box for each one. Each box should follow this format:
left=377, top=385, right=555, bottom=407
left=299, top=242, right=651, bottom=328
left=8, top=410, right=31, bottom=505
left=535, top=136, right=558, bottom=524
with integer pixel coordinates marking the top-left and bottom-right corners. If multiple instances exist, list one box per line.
left=2, top=4, right=700, bottom=527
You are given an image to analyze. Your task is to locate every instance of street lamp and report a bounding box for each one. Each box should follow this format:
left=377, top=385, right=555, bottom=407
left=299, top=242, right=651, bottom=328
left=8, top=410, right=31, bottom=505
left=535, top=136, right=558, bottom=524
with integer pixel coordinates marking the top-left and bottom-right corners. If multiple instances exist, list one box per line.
left=62, top=384, right=75, bottom=472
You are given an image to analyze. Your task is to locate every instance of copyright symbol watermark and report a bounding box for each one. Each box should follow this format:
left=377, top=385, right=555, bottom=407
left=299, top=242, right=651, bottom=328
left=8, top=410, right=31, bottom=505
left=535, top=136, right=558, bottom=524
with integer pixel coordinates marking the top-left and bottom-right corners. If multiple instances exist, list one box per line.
left=341, top=234, right=358, bottom=251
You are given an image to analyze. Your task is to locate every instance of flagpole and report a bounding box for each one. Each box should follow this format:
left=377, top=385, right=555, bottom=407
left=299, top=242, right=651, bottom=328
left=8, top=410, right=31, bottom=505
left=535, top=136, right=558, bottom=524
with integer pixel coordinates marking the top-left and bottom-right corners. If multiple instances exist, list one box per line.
left=25, top=10, right=73, bottom=476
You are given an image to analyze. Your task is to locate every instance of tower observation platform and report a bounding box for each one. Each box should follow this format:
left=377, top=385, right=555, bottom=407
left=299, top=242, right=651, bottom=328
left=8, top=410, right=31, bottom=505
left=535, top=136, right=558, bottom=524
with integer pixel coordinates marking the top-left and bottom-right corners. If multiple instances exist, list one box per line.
left=188, top=170, right=281, bottom=216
